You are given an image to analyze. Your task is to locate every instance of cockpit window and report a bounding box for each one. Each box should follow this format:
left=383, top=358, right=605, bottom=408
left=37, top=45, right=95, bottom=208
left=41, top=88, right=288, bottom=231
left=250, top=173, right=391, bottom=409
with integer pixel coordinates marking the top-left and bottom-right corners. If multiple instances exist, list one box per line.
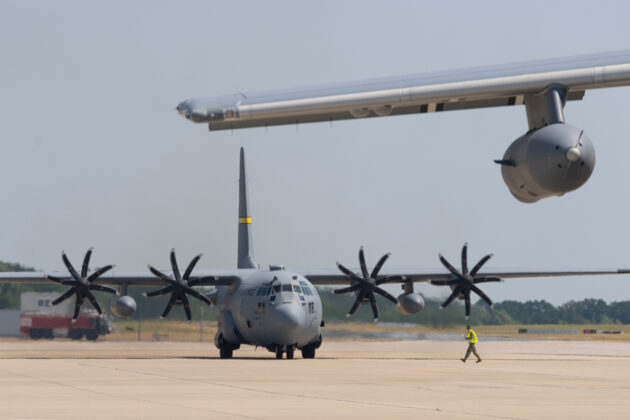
left=281, top=284, right=292, bottom=292
left=302, top=286, right=313, bottom=296
left=292, top=285, right=301, bottom=293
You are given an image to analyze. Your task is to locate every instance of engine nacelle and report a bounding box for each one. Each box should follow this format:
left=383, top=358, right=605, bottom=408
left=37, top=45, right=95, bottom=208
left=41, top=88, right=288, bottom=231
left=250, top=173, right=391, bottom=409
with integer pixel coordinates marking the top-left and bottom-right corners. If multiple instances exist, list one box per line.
left=498, top=123, right=595, bottom=203
left=109, top=295, right=137, bottom=318
left=396, top=293, right=425, bottom=314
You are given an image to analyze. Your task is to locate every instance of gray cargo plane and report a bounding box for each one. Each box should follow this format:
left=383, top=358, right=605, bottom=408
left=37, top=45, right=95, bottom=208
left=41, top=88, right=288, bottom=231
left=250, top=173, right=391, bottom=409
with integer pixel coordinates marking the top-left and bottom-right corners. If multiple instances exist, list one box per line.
left=177, top=50, right=630, bottom=203
left=0, top=149, right=628, bottom=359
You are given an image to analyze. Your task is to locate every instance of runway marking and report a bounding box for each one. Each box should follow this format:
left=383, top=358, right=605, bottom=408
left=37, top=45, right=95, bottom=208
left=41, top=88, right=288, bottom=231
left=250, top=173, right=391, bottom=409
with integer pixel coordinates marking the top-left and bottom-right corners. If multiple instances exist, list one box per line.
left=77, top=361, right=527, bottom=420
left=0, top=364, right=256, bottom=419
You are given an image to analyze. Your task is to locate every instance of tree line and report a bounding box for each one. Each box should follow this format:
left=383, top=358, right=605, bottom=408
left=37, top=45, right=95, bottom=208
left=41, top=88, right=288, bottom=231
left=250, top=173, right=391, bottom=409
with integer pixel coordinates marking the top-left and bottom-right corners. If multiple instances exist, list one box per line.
left=1, top=260, right=629, bottom=325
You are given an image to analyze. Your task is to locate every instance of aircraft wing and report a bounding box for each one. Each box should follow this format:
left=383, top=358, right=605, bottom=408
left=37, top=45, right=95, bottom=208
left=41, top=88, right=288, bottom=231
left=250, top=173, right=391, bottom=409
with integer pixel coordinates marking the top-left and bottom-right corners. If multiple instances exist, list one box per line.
left=0, top=269, right=240, bottom=288
left=177, top=50, right=630, bottom=130
left=302, top=268, right=630, bottom=286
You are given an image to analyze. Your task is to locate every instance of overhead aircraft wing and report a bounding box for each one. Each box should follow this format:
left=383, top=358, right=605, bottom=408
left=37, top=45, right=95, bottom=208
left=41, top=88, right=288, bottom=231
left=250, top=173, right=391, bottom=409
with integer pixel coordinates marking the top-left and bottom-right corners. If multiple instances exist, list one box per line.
left=0, top=269, right=240, bottom=288
left=177, top=50, right=630, bottom=130
left=302, top=268, right=630, bottom=286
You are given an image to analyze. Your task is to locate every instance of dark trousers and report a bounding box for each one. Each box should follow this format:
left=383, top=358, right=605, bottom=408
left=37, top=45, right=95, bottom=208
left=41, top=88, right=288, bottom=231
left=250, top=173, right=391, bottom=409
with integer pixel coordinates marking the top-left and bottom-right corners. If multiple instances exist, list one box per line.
left=463, top=343, right=481, bottom=361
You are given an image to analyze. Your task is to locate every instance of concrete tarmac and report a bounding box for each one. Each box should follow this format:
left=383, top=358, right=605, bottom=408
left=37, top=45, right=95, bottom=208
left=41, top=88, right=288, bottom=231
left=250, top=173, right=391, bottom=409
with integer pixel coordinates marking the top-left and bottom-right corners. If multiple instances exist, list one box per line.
left=0, top=339, right=628, bottom=419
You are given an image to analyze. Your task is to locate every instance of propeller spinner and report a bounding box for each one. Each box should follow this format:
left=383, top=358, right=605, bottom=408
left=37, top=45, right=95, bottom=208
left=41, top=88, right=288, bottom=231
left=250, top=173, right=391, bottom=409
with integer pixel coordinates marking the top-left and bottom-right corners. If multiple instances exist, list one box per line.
left=335, top=247, right=400, bottom=322
left=431, top=243, right=501, bottom=318
left=46, top=248, right=117, bottom=322
left=144, top=249, right=212, bottom=323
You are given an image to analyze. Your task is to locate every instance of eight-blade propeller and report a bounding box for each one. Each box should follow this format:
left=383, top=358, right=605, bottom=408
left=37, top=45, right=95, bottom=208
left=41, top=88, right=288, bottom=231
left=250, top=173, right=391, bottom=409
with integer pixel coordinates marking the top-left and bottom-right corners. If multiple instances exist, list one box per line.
left=335, top=247, right=400, bottom=322
left=46, top=248, right=116, bottom=322
left=144, top=249, right=212, bottom=323
left=431, top=243, right=502, bottom=318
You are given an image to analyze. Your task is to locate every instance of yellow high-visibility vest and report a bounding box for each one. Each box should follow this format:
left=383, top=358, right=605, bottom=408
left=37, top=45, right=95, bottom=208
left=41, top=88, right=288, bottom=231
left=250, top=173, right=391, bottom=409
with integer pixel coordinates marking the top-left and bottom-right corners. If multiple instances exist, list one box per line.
left=467, top=329, right=478, bottom=343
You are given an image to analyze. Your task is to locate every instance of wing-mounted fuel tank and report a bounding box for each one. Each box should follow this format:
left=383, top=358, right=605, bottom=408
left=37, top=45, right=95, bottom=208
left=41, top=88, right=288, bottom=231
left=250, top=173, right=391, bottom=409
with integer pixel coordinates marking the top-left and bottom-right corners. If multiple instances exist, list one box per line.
left=109, top=295, right=137, bottom=318
left=395, top=280, right=425, bottom=315
left=495, top=87, right=595, bottom=203
left=497, top=124, right=595, bottom=203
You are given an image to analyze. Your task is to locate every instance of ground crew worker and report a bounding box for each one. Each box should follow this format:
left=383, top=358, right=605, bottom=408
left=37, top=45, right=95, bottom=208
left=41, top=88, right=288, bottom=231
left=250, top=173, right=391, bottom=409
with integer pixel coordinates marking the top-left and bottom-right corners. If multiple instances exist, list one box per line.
left=461, top=325, right=482, bottom=363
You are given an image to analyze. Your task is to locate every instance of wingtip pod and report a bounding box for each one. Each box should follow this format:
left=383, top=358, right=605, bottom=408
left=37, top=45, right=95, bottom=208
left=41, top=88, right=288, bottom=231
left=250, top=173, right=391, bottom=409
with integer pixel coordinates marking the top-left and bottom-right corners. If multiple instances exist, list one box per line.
left=373, top=318, right=378, bottom=323
left=346, top=313, right=351, bottom=318
left=142, top=292, right=148, bottom=297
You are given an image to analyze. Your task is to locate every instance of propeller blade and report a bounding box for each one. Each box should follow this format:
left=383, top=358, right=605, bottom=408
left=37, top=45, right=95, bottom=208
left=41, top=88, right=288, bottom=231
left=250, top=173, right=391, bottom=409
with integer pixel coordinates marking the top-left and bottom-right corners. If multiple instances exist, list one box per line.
left=170, top=249, right=181, bottom=280
left=143, top=285, right=175, bottom=298
left=182, top=254, right=202, bottom=281
left=439, top=254, right=462, bottom=278
left=184, top=287, right=212, bottom=305
left=373, top=286, right=398, bottom=305
left=148, top=266, right=176, bottom=284
left=370, top=253, right=390, bottom=279
left=62, top=251, right=81, bottom=280
left=333, top=283, right=362, bottom=295
left=46, top=275, right=74, bottom=286
left=461, top=243, right=468, bottom=274
left=87, top=264, right=115, bottom=282
left=88, top=284, right=117, bottom=294
left=81, top=248, right=93, bottom=278
left=72, top=295, right=84, bottom=322
left=431, top=279, right=459, bottom=286
left=336, top=262, right=365, bottom=283
left=347, top=289, right=367, bottom=316
left=182, top=294, right=192, bottom=323
left=86, top=291, right=103, bottom=314
left=368, top=292, right=379, bottom=321
left=51, top=288, right=77, bottom=305
left=358, top=247, right=370, bottom=280
left=470, top=253, right=494, bottom=276
left=464, top=291, right=471, bottom=318
left=470, top=284, right=493, bottom=306
left=441, top=285, right=462, bottom=308
left=473, top=276, right=502, bottom=284
left=161, top=293, right=177, bottom=318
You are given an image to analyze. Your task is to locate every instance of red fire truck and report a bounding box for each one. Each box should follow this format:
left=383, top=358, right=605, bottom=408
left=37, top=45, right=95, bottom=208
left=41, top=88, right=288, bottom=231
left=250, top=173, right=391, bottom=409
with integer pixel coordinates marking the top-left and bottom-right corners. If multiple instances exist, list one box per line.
left=19, top=292, right=112, bottom=340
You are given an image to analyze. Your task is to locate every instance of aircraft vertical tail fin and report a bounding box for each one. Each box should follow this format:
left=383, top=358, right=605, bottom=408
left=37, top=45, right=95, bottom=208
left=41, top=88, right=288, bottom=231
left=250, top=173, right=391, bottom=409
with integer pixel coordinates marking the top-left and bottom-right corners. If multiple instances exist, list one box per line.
left=237, top=147, right=256, bottom=269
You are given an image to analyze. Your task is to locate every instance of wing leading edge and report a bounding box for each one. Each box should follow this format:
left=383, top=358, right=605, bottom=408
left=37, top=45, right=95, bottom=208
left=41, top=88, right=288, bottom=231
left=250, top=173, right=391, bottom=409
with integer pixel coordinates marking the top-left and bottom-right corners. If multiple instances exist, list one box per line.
left=177, top=50, right=630, bottom=131
left=302, top=268, right=630, bottom=286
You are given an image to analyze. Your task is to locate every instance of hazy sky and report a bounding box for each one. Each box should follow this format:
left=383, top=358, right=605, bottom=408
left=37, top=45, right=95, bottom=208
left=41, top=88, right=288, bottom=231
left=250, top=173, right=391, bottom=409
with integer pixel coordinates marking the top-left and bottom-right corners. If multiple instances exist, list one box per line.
left=2, top=1, right=630, bottom=305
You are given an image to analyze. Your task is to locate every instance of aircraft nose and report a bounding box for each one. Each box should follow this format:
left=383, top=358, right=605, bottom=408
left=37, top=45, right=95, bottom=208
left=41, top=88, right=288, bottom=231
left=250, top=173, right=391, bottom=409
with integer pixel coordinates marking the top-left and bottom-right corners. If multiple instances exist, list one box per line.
left=269, top=303, right=306, bottom=343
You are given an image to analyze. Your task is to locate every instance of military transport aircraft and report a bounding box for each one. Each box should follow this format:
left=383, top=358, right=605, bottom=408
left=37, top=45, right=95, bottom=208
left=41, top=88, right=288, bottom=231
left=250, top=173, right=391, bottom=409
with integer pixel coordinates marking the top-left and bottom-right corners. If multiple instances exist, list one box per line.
left=177, top=50, right=630, bottom=203
left=0, top=149, right=628, bottom=359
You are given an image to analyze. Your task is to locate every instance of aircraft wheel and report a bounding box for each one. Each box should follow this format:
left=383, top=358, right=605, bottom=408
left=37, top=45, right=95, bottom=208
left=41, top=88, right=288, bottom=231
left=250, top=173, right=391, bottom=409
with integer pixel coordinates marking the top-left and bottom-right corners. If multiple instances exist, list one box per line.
left=286, top=347, right=294, bottom=360
left=220, top=347, right=233, bottom=359
left=301, top=346, right=315, bottom=359
left=275, top=347, right=283, bottom=359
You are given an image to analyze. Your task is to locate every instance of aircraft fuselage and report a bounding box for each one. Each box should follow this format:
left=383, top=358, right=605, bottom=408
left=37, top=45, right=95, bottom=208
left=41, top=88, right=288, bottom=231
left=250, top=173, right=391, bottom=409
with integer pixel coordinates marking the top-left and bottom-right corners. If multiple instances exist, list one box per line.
left=213, top=268, right=323, bottom=352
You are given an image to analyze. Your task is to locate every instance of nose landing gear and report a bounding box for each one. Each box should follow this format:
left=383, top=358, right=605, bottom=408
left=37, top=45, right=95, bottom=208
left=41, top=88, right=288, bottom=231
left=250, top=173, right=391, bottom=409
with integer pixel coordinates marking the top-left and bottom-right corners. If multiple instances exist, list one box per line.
left=274, top=344, right=296, bottom=359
